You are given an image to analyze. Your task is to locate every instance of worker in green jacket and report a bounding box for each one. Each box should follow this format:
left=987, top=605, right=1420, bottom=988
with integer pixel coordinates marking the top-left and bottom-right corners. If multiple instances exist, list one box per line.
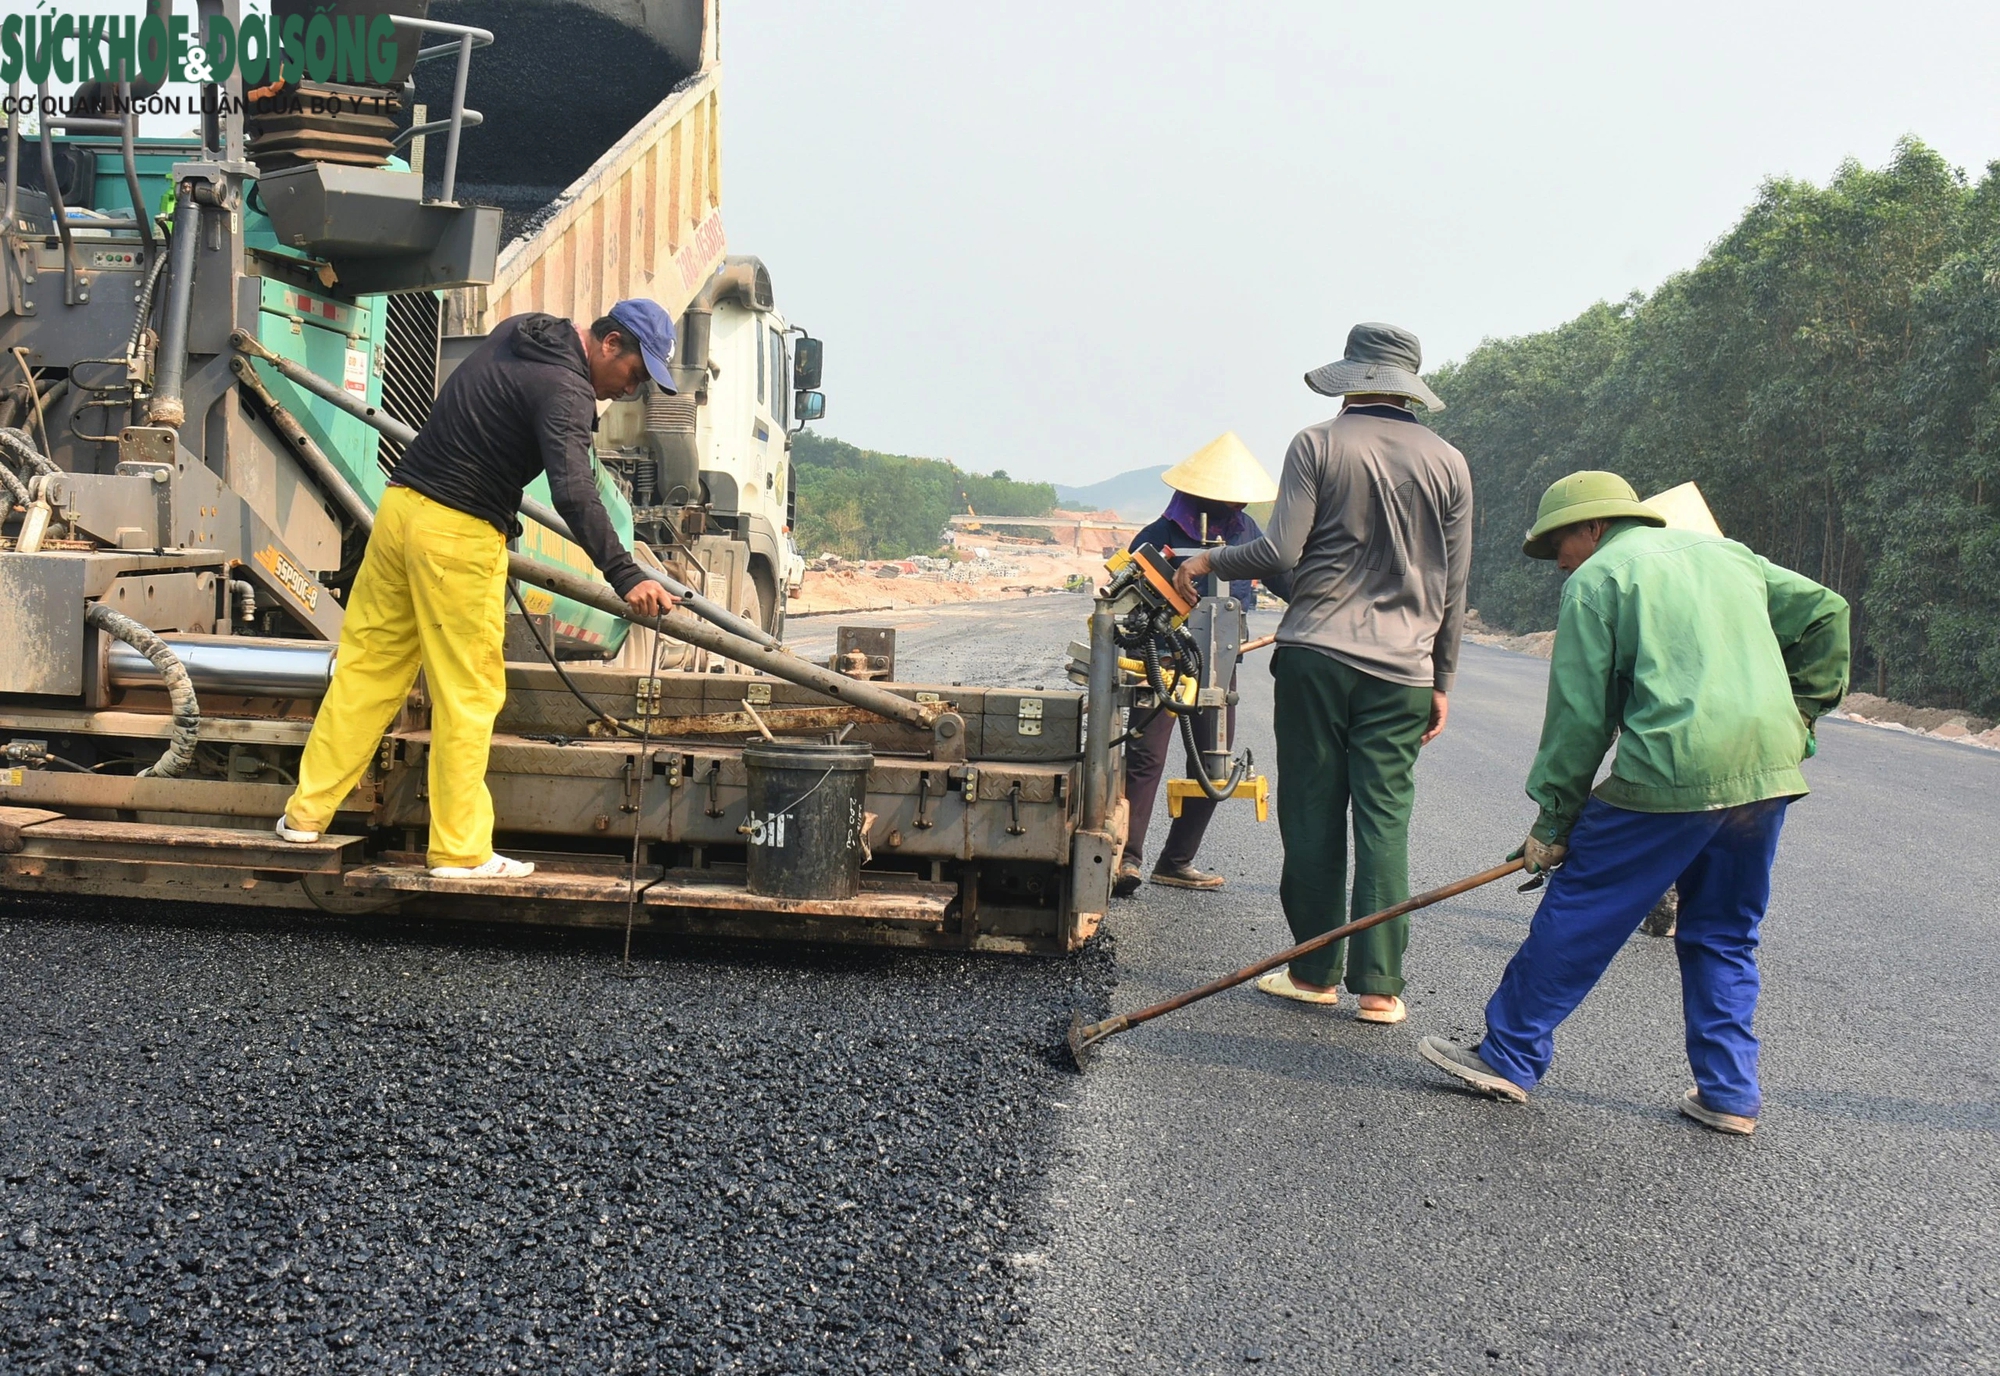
left=1420, top=471, right=1850, bottom=1135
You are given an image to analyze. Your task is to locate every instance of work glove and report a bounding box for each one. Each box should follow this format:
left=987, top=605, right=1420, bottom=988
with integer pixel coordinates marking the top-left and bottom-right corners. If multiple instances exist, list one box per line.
left=1508, top=834, right=1568, bottom=875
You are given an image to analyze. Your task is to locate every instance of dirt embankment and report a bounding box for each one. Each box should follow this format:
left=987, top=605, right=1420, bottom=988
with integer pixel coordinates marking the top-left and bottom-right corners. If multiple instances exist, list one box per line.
left=1464, top=612, right=1999, bottom=752
left=789, top=552, right=1108, bottom=616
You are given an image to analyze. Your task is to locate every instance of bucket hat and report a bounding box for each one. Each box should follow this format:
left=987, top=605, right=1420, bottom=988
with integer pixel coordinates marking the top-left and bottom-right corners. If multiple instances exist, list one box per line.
left=1160, top=431, right=1278, bottom=504
left=1522, top=471, right=1664, bottom=559
left=1305, top=322, right=1445, bottom=411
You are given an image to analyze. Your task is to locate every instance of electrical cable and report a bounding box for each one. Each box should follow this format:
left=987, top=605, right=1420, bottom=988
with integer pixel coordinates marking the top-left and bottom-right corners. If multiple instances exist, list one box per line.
left=10, top=350, right=51, bottom=460
left=623, top=625, right=668, bottom=966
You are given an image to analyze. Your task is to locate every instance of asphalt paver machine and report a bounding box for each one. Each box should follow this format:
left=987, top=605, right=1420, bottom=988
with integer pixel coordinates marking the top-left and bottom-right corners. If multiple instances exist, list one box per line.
left=0, top=3, right=1136, bottom=952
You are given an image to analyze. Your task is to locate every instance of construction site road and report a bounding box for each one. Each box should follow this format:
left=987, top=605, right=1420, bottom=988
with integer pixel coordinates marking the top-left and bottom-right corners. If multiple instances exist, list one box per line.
left=806, top=597, right=1999, bottom=1375
left=0, top=596, right=1988, bottom=1375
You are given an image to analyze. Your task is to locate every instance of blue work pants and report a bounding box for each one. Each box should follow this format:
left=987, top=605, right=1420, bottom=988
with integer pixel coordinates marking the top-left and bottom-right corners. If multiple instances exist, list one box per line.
left=1477, top=797, right=1791, bottom=1117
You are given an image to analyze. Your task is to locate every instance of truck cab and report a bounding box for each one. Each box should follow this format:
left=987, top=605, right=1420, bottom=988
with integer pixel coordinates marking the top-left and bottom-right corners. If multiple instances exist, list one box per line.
left=595, top=255, right=820, bottom=650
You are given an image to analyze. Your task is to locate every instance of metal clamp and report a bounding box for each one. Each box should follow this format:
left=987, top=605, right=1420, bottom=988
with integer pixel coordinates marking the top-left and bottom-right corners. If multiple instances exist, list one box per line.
left=703, top=759, right=724, bottom=818
left=914, top=770, right=936, bottom=830
left=1006, top=780, right=1025, bottom=836
left=634, top=677, right=662, bottom=717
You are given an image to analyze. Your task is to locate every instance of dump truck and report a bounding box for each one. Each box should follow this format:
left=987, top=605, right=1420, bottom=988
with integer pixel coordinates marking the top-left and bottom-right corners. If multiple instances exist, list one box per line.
left=0, top=0, right=1134, bottom=952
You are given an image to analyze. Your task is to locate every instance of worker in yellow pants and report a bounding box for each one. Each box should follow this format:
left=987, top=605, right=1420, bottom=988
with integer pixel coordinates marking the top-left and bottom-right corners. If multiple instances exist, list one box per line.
left=276, top=301, right=683, bottom=876
left=283, top=487, right=511, bottom=870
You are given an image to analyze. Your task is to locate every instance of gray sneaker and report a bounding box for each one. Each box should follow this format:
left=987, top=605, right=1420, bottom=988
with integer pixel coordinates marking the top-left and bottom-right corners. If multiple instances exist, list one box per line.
left=1418, top=1035, right=1528, bottom=1103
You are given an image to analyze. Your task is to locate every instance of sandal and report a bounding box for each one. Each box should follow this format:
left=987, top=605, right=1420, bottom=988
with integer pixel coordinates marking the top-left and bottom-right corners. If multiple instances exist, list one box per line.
left=1255, top=970, right=1340, bottom=1005
left=1353, top=995, right=1407, bottom=1025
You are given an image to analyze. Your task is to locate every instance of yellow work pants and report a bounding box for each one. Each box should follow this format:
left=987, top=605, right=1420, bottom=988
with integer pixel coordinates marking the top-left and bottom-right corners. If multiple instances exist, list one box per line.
left=286, top=486, right=509, bottom=868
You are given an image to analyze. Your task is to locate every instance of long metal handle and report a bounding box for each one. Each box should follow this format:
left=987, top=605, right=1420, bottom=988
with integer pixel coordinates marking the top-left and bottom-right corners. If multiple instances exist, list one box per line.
left=231, top=356, right=378, bottom=533
left=515, top=493, right=780, bottom=651
left=230, top=329, right=785, bottom=652
left=506, top=553, right=937, bottom=731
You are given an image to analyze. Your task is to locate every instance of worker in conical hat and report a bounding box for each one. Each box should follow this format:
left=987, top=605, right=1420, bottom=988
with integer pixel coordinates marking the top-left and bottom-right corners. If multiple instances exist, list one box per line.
left=1115, top=433, right=1292, bottom=897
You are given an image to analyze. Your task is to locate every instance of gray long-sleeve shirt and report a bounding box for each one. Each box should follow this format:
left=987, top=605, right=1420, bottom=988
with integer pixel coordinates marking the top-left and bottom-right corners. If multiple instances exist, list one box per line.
left=1208, top=405, right=1473, bottom=691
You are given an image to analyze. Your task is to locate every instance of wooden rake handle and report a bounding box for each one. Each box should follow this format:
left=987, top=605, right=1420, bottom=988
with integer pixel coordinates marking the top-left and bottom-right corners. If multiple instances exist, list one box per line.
left=1075, top=857, right=1527, bottom=1052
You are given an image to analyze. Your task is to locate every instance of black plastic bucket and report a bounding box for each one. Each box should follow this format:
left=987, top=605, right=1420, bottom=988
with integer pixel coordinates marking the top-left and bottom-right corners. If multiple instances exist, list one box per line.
left=741, top=740, right=874, bottom=901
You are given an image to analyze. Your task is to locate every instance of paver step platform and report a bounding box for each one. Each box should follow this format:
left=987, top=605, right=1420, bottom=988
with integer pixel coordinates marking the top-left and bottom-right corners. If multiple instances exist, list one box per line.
left=343, top=859, right=957, bottom=925
left=0, top=806, right=360, bottom=873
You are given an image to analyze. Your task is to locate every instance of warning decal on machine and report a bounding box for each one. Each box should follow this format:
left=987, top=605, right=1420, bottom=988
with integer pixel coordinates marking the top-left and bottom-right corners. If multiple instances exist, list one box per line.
left=254, top=546, right=320, bottom=612
left=344, top=348, right=369, bottom=396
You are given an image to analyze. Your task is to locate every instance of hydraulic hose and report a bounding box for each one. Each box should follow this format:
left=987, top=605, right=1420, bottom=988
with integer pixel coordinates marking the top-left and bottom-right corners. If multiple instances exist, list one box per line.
left=1175, top=705, right=1248, bottom=802
left=85, top=603, right=199, bottom=778
left=0, top=426, right=57, bottom=478
left=0, top=454, right=29, bottom=507
left=126, top=246, right=170, bottom=360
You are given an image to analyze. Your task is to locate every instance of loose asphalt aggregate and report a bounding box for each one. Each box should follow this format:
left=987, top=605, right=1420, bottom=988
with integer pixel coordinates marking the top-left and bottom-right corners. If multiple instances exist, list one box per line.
left=1, top=595, right=1992, bottom=1374
left=0, top=603, right=1106, bottom=1375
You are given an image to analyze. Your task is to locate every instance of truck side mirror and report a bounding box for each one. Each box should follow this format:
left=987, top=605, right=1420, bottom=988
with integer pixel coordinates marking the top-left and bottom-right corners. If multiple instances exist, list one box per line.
left=795, top=390, right=826, bottom=424
left=792, top=336, right=823, bottom=391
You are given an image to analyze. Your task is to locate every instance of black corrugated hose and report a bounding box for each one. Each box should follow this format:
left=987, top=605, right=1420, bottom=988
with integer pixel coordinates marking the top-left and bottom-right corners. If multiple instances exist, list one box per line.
left=83, top=603, right=199, bottom=778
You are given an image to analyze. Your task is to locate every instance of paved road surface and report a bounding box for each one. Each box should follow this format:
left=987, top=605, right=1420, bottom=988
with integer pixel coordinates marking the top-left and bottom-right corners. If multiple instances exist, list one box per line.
left=804, top=600, right=2000, bottom=1375
left=0, top=597, right=1988, bottom=1374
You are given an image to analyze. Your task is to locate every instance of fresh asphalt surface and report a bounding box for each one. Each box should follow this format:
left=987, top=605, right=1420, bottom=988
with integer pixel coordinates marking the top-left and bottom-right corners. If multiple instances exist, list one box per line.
left=801, top=598, right=1999, bottom=1374
left=0, top=595, right=1990, bottom=1374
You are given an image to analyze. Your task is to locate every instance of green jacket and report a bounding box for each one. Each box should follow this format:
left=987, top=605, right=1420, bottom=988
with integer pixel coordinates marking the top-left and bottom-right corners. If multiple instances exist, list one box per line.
left=1527, top=521, right=1851, bottom=844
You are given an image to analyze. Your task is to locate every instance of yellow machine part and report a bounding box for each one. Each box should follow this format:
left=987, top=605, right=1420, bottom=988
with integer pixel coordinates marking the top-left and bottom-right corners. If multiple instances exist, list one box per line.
left=1167, top=773, right=1269, bottom=820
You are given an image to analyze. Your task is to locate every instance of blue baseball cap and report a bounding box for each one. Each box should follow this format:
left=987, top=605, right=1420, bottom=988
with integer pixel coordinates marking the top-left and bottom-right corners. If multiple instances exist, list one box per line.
left=607, top=298, right=678, bottom=394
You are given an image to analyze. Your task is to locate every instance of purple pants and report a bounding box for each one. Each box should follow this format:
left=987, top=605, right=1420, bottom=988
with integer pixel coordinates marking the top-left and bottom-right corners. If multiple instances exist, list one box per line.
left=1123, top=701, right=1236, bottom=869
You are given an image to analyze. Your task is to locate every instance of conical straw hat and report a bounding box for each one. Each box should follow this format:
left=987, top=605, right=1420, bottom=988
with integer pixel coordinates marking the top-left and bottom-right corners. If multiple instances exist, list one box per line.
left=1643, top=482, right=1724, bottom=537
left=1160, top=432, right=1278, bottom=504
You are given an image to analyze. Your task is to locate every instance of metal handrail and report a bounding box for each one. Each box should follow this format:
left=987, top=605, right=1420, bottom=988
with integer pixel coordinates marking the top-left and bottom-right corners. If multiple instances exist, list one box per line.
left=35, top=81, right=82, bottom=305
left=117, top=80, right=156, bottom=265
left=389, top=16, right=494, bottom=204
left=390, top=111, right=484, bottom=151
left=20, top=82, right=155, bottom=293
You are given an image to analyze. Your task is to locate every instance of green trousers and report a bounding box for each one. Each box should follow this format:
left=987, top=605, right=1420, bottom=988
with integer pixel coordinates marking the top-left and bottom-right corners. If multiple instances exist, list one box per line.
left=1271, top=647, right=1432, bottom=994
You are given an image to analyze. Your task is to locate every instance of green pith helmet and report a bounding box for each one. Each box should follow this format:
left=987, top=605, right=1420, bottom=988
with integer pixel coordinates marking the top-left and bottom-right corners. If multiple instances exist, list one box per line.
left=1522, top=471, right=1665, bottom=559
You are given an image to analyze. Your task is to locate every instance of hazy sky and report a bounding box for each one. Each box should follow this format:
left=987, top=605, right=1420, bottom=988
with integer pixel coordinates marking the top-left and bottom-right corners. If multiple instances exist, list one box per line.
left=723, top=1, right=2000, bottom=488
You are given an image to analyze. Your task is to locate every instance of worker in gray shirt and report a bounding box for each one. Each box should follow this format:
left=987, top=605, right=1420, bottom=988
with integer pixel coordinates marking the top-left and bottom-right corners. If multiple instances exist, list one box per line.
left=1176, top=323, right=1472, bottom=1025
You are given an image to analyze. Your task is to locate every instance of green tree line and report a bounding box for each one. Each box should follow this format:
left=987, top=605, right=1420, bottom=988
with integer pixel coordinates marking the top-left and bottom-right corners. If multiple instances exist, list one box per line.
left=1428, top=139, right=2000, bottom=714
left=790, top=432, right=1057, bottom=559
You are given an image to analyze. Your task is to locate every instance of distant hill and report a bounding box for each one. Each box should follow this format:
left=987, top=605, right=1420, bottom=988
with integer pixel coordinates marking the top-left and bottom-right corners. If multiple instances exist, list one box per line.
left=1053, top=466, right=1170, bottom=522
left=791, top=432, right=1055, bottom=559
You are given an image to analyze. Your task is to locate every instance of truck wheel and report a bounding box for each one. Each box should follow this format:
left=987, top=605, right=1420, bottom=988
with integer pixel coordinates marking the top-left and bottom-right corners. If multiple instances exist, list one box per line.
left=724, top=577, right=766, bottom=673
left=749, top=563, right=780, bottom=638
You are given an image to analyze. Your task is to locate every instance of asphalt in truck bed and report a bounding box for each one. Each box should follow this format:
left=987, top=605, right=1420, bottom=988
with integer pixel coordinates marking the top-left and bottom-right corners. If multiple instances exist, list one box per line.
left=2, top=595, right=1994, bottom=1374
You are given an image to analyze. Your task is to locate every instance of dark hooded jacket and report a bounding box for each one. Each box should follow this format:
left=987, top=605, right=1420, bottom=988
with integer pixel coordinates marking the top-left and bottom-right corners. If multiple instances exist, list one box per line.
left=391, top=312, right=645, bottom=597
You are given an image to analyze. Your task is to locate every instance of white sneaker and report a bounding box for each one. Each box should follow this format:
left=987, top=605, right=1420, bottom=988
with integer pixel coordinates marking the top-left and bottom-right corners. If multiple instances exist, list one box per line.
left=275, top=814, right=321, bottom=844
left=428, top=854, right=536, bottom=880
